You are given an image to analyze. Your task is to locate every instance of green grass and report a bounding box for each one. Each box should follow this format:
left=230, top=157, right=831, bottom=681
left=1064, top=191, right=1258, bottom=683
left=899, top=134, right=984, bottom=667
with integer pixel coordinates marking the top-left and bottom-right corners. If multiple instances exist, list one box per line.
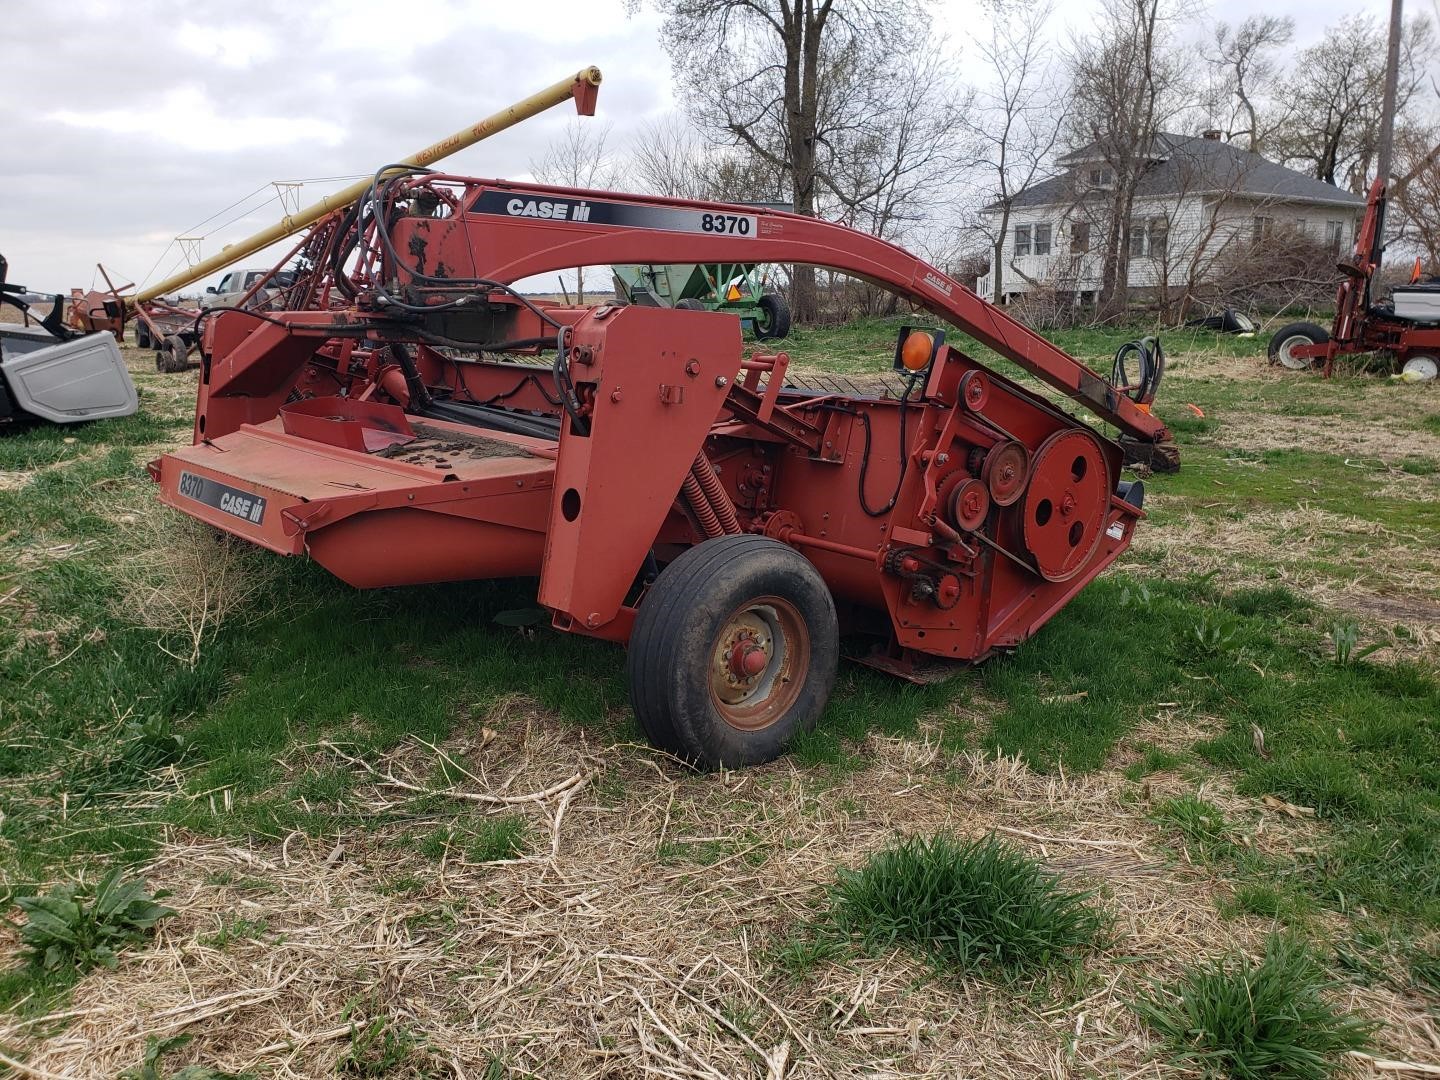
left=1217, top=882, right=1315, bottom=926
left=416, top=814, right=528, bottom=864
left=337, top=1011, right=443, bottom=1078
left=781, top=316, right=1268, bottom=381
left=1150, top=794, right=1235, bottom=860
left=1133, top=935, right=1374, bottom=1079
left=804, top=832, right=1107, bottom=978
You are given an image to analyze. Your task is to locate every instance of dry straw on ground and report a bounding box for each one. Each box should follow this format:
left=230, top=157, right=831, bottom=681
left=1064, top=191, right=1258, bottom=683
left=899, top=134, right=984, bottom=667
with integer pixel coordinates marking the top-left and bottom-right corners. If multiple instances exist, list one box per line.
left=101, top=497, right=281, bottom=666
left=4, top=706, right=1435, bottom=1079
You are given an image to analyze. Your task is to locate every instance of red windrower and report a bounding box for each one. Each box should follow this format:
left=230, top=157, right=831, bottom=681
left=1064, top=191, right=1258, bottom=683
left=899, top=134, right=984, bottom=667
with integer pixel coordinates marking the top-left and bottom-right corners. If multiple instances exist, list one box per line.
left=145, top=79, right=1175, bottom=771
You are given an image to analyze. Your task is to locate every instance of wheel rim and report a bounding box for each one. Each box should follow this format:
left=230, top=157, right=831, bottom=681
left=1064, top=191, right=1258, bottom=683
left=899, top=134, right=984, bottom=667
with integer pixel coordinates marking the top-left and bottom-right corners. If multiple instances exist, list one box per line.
left=754, top=304, right=772, bottom=335
left=708, top=595, right=809, bottom=731
left=1402, top=355, right=1439, bottom=381
left=1277, top=334, right=1314, bottom=370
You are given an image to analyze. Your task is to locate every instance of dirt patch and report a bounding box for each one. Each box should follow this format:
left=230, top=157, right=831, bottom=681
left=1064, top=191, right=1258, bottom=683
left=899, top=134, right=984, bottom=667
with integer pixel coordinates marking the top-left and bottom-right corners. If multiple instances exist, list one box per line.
left=6, top=715, right=1434, bottom=1078
left=1197, top=409, right=1440, bottom=465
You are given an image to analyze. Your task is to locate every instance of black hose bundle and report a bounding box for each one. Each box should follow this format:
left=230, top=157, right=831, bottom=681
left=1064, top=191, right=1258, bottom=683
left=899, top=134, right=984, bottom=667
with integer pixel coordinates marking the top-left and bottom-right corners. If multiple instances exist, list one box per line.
left=1111, top=335, right=1165, bottom=405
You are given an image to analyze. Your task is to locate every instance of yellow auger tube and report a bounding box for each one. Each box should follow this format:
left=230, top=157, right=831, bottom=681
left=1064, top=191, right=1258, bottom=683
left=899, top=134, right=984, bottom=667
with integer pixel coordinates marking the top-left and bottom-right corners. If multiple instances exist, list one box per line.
left=130, top=66, right=602, bottom=307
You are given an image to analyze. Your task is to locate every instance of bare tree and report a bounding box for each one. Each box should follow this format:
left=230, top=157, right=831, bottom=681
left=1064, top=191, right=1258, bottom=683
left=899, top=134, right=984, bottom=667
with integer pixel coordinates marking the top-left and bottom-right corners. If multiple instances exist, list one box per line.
left=1391, top=120, right=1440, bottom=266
left=963, top=0, right=1066, bottom=304
left=1066, top=0, right=1189, bottom=320
left=530, top=121, right=614, bottom=304
left=629, top=114, right=787, bottom=202
left=1202, top=16, right=1294, bottom=152
left=1270, top=13, right=1437, bottom=190
left=642, top=0, right=954, bottom=322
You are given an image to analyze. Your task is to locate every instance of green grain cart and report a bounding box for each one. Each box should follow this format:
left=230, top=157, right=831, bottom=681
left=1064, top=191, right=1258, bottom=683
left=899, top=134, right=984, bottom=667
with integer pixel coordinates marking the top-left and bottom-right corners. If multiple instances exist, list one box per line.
left=611, top=261, right=791, bottom=340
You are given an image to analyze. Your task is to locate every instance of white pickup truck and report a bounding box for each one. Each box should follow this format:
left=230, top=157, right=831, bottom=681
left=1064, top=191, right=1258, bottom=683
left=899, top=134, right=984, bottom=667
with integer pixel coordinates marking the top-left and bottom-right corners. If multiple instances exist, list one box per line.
left=199, top=267, right=297, bottom=311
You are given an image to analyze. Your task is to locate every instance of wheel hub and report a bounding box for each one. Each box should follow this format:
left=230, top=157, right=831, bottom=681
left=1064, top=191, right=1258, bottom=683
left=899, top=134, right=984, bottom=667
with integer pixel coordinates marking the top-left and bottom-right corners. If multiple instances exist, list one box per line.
left=708, top=598, right=808, bottom=730
left=727, top=632, right=770, bottom=679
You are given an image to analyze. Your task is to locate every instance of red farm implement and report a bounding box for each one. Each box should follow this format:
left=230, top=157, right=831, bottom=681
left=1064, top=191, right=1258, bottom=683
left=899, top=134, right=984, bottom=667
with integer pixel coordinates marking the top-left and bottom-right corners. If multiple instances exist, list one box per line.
left=1267, top=177, right=1440, bottom=382
left=147, top=68, right=1178, bottom=769
left=1266, top=4, right=1439, bottom=386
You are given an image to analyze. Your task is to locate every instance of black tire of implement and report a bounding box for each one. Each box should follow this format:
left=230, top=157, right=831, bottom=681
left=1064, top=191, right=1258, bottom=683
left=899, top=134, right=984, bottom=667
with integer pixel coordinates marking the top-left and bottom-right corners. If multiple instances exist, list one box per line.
left=1266, top=321, right=1330, bottom=368
left=674, top=298, right=707, bottom=311
left=626, top=534, right=838, bottom=770
left=135, top=323, right=151, bottom=350
left=754, top=291, right=792, bottom=340
left=157, top=334, right=189, bottom=373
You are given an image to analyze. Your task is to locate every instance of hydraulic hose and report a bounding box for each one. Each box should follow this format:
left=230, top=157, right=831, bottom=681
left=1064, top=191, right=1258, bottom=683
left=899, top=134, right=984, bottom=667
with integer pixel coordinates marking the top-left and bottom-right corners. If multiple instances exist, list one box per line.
left=1111, top=335, right=1165, bottom=405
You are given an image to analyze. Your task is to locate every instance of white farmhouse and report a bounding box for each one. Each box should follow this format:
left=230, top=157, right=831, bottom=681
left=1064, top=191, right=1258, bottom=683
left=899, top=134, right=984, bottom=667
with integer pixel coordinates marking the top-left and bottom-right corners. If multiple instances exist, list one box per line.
left=976, top=131, right=1366, bottom=305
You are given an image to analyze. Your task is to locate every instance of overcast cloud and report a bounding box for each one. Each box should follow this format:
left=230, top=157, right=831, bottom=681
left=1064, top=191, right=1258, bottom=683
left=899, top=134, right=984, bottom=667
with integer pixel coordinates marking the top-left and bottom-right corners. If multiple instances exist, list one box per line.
left=2, top=0, right=1386, bottom=294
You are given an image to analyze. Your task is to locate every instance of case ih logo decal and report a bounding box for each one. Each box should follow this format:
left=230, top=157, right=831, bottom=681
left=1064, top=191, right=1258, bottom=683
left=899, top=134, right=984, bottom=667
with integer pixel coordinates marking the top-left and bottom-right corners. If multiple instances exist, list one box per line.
left=921, top=271, right=955, bottom=297
left=177, top=471, right=266, bottom=524
left=470, top=191, right=757, bottom=237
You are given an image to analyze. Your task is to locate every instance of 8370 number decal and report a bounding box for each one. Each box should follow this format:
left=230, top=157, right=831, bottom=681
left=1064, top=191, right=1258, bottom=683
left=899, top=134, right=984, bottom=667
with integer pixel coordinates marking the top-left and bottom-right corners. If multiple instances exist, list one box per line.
left=700, top=213, right=752, bottom=235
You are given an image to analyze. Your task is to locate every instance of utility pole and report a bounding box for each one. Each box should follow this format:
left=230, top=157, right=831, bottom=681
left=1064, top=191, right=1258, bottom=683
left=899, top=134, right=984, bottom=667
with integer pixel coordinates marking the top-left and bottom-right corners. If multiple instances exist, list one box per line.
left=1374, top=0, right=1403, bottom=268
left=1377, top=0, right=1403, bottom=189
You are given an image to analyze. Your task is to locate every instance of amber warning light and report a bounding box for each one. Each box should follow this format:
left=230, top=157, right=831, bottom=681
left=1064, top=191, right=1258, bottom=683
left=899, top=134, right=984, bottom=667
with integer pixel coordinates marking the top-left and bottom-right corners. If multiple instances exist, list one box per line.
left=895, top=326, right=945, bottom=374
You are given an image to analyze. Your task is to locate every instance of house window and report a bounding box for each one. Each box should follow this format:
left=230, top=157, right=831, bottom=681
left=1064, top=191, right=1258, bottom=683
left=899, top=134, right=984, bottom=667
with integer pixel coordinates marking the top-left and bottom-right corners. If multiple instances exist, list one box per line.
left=1293, top=219, right=1307, bottom=234
left=1034, top=223, right=1052, bottom=255
left=1127, top=218, right=1169, bottom=259
left=1326, top=220, right=1344, bottom=254
left=1253, top=216, right=1275, bottom=244
left=1148, top=217, right=1169, bottom=260
left=1014, top=225, right=1031, bottom=256
left=1087, top=167, right=1113, bottom=187
left=1071, top=221, right=1090, bottom=254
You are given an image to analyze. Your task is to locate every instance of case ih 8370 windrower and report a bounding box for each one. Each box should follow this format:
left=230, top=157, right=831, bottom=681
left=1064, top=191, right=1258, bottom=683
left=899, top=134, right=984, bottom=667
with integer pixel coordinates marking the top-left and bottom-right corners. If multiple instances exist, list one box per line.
left=144, top=68, right=1178, bottom=769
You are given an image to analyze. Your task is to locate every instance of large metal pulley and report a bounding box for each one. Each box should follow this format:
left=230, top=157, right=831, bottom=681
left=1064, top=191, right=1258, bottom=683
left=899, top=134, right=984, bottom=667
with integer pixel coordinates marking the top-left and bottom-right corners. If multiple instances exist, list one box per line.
left=1019, top=429, right=1110, bottom=582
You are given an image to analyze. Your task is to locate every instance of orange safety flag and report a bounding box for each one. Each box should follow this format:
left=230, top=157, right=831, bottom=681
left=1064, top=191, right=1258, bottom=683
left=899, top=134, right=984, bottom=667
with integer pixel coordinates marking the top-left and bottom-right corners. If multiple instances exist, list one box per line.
left=1412, top=256, right=1425, bottom=284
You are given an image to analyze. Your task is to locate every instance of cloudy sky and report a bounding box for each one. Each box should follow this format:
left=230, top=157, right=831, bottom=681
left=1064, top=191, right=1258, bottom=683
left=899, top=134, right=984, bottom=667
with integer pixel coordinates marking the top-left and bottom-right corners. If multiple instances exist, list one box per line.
left=2, top=0, right=1384, bottom=294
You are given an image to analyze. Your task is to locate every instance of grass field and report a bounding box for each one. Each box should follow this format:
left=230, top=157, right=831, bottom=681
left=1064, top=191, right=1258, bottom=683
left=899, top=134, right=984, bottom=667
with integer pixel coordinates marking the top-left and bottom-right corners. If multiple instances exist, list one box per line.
left=0, top=318, right=1436, bottom=1077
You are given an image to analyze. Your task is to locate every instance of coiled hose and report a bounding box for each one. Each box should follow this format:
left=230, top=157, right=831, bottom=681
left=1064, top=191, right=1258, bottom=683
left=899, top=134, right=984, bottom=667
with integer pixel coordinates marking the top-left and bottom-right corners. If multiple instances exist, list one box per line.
left=1111, top=335, right=1165, bottom=405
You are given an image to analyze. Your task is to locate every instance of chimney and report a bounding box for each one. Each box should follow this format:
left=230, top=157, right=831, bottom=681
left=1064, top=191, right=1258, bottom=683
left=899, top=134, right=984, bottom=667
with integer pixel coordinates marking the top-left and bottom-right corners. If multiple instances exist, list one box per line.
left=1203, top=129, right=1223, bottom=141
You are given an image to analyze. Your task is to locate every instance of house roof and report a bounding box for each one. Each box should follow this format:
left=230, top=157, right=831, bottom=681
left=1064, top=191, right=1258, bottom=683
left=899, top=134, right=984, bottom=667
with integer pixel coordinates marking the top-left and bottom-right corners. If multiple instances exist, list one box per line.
left=988, top=133, right=1365, bottom=212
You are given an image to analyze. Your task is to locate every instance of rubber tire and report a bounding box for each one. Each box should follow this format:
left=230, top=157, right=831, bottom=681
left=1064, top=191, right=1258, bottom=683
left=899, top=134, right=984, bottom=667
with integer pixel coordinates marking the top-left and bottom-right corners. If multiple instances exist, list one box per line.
left=754, top=291, right=791, bottom=340
left=135, top=323, right=152, bottom=350
left=156, top=334, right=190, bottom=373
left=674, top=298, right=707, bottom=311
left=1267, top=321, right=1329, bottom=370
left=627, top=535, right=838, bottom=770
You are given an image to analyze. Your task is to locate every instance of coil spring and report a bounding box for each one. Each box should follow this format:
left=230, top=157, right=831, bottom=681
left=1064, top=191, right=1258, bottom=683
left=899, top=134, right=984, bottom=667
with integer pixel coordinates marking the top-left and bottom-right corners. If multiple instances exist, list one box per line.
left=691, top=455, right=742, bottom=534
left=682, top=473, right=725, bottom=538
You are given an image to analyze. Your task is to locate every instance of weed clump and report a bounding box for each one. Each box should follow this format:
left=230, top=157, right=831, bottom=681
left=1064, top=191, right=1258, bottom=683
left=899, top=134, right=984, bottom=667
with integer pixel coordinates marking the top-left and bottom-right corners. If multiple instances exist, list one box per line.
left=11, top=868, right=174, bottom=973
left=418, top=814, right=528, bottom=864
left=1134, top=935, right=1373, bottom=1079
left=1151, top=793, right=1234, bottom=859
left=817, top=832, right=1107, bottom=977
